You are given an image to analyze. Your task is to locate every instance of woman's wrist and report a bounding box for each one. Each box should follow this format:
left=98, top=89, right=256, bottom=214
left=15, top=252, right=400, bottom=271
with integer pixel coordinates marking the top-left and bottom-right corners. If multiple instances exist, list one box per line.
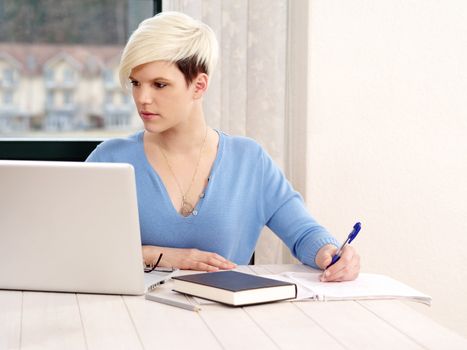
left=142, top=245, right=164, bottom=266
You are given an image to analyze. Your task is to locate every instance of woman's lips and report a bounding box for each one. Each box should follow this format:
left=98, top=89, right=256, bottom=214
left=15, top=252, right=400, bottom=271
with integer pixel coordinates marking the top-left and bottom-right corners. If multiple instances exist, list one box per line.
left=140, top=112, right=159, bottom=120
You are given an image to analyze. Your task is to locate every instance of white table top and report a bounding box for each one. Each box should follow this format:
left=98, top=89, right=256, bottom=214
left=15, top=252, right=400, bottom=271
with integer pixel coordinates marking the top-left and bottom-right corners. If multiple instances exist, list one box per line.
left=1, top=264, right=465, bottom=350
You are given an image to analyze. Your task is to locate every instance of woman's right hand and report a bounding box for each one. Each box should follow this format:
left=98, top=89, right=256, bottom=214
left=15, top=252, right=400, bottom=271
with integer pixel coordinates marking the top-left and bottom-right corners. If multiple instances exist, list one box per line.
left=142, top=245, right=237, bottom=272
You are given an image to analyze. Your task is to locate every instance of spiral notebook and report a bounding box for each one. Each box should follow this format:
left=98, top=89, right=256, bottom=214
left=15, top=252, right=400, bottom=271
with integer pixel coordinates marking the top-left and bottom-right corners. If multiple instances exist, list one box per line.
left=265, top=272, right=432, bottom=306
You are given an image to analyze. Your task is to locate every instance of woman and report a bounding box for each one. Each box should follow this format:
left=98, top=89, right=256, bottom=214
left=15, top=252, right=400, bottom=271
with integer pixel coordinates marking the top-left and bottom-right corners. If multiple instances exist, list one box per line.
left=87, top=11, right=360, bottom=282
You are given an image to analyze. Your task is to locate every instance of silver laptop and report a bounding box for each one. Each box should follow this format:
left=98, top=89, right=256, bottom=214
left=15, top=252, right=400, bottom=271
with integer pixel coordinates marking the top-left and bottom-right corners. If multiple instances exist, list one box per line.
left=0, top=160, right=145, bottom=295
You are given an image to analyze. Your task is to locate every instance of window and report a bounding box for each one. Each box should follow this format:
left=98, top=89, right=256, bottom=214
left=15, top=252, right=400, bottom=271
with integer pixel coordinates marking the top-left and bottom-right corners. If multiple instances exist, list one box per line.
left=2, top=68, right=14, bottom=86
left=63, top=91, right=73, bottom=106
left=45, top=68, right=55, bottom=84
left=3, top=90, right=13, bottom=105
left=122, top=93, right=131, bottom=105
left=103, top=69, right=114, bottom=86
left=46, top=91, right=55, bottom=108
left=0, top=0, right=160, bottom=138
left=63, top=68, right=75, bottom=84
left=105, top=91, right=113, bottom=105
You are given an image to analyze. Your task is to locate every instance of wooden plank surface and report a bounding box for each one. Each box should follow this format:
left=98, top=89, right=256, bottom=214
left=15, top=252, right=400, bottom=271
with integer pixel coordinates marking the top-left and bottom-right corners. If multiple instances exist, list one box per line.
left=242, top=264, right=345, bottom=349
left=77, top=294, right=141, bottom=350
left=0, top=291, right=22, bottom=350
left=2, top=264, right=466, bottom=350
left=243, top=301, right=345, bottom=350
left=123, top=293, right=222, bottom=350
left=260, top=264, right=466, bottom=349
left=294, top=300, right=423, bottom=350
left=197, top=303, right=279, bottom=349
left=21, top=292, right=85, bottom=350
left=359, top=300, right=467, bottom=350
left=259, top=264, right=424, bottom=349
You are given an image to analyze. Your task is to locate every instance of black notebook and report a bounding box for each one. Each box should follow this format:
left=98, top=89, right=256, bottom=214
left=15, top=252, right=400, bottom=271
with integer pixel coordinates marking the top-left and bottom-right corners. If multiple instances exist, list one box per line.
left=172, top=270, right=297, bottom=306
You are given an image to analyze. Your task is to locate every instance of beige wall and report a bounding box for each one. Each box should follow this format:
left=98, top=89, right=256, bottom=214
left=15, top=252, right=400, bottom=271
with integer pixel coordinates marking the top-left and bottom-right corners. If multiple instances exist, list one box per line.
left=307, top=0, right=467, bottom=337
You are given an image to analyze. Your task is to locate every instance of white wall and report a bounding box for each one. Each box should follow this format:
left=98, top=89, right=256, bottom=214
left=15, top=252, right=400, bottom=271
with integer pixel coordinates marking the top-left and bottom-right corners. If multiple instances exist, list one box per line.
left=307, top=0, right=467, bottom=337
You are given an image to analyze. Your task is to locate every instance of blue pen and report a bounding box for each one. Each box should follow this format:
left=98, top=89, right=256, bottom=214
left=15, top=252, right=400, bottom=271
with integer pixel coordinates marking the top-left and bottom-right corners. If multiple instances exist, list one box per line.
left=326, top=222, right=362, bottom=269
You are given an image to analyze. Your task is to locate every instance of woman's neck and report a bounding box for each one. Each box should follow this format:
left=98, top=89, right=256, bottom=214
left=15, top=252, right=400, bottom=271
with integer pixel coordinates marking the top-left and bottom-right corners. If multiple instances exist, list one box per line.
left=146, top=114, right=209, bottom=155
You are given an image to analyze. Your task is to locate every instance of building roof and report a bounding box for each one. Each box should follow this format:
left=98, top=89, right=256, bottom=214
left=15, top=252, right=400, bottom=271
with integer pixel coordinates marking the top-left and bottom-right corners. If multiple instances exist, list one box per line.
left=0, top=43, right=123, bottom=75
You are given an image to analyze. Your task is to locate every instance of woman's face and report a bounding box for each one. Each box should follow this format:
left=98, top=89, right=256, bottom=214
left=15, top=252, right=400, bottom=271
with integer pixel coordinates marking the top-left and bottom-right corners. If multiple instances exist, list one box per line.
left=129, top=61, right=198, bottom=133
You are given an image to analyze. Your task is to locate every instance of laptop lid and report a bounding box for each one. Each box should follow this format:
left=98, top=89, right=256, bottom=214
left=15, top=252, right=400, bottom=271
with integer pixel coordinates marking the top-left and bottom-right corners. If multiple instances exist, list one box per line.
left=0, top=160, right=145, bottom=295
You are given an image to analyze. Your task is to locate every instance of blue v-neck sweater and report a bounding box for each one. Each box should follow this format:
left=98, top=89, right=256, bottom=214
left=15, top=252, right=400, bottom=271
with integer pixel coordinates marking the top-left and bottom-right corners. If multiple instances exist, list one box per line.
left=86, top=130, right=338, bottom=268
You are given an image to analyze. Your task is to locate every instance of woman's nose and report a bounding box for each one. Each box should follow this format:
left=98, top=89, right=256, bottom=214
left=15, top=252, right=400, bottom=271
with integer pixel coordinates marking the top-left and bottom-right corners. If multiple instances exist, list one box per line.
left=135, top=86, right=153, bottom=105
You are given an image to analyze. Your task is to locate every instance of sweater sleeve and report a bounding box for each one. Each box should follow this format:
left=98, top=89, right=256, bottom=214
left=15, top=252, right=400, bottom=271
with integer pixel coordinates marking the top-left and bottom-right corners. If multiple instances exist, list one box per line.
left=85, top=138, right=122, bottom=163
left=259, top=149, right=339, bottom=269
left=86, top=147, right=104, bottom=162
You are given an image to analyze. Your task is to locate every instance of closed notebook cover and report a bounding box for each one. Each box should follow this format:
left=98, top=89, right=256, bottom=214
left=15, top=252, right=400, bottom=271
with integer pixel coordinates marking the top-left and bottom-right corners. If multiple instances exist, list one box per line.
left=172, top=270, right=297, bottom=306
left=173, top=270, right=295, bottom=291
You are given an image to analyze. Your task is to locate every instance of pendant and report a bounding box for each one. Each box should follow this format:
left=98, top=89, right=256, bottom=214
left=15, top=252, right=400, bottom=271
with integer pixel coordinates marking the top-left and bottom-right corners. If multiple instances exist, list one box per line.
left=180, top=200, right=194, bottom=217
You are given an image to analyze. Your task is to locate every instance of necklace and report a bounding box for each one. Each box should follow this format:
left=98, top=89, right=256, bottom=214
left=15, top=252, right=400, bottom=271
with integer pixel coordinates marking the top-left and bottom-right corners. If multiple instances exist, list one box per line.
left=159, top=127, right=208, bottom=217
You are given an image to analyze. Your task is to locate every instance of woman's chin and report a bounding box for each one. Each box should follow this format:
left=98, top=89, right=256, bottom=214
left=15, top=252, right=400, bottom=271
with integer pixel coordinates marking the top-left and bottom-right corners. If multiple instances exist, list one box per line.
left=143, top=122, right=170, bottom=134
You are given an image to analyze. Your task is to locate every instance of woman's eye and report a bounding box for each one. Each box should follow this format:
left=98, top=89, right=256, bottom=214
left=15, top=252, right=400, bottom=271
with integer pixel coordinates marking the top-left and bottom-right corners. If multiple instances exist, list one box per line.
left=130, top=80, right=139, bottom=87
left=154, top=82, right=167, bottom=89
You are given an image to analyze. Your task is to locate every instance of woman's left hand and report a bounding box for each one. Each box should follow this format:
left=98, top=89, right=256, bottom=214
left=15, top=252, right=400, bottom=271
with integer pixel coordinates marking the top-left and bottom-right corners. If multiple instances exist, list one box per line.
left=315, top=244, right=360, bottom=282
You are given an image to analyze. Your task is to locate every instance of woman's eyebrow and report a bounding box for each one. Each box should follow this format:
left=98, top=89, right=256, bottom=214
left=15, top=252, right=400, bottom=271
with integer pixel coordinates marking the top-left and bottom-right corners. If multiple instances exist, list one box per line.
left=128, top=75, right=171, bottom=82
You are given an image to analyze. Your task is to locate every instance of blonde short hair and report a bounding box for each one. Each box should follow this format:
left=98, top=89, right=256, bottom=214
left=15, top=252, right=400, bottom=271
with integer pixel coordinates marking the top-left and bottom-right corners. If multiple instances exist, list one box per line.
left=119, top=11, right=219, bottom=89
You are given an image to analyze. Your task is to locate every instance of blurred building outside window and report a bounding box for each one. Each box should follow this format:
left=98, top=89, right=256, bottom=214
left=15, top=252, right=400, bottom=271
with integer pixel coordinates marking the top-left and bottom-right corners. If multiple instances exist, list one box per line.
left=0, top=0, right=157, bottom=138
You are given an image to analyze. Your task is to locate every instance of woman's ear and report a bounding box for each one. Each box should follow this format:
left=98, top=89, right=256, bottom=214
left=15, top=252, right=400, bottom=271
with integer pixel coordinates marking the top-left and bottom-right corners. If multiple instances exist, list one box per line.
left=193, top=73, right=209, bottom=99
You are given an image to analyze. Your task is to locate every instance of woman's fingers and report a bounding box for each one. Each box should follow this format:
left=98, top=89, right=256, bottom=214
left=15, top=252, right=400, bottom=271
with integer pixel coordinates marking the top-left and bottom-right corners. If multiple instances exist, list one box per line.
left=168, top=248, right=236, bottom=271
left=315, top=244, right=337, bottom=270
left=321, top=246, right=360, bottom=282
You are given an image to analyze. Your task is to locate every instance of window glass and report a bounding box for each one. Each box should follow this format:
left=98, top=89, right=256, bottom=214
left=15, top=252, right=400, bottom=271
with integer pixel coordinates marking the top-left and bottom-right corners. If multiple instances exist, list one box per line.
left=3, top=90, right=13, bottom=104
left=3, top=68, right=14, bottom=85
left=0, top=0, right=157, bottom=138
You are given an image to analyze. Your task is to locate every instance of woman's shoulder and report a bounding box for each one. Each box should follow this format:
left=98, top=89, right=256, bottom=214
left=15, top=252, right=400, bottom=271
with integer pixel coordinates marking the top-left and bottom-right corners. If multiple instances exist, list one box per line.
left=87, top=130, right=143, bottom=162
left=219, top=130, right=264, bottom=155
left=99, top=130, right=142, bottom=148
left=217, top=130, right=280, bottom=173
